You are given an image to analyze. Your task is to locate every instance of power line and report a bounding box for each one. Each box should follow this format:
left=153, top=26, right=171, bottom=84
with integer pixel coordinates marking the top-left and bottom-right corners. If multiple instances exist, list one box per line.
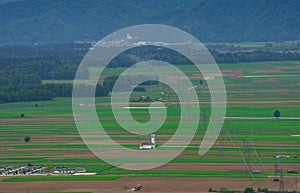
left=274, top=159, right=279, bottom=182
left=279, top=169, right=285, bottom=193
left=230, top=115, right=234, bottom=139
left=219, top=129, right=224, bottom=156
left=243, top=140, right=251, bottom=177
left=295, top=177, right=298, bottom=193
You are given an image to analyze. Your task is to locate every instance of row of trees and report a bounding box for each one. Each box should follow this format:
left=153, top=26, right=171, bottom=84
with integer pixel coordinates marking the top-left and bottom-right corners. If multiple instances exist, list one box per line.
left=0, top=83, right=110, bottom=104
left=209, top=187, right=281, bottom=193
left=0, top=73, right=42, bottom=85
left=212, top=51, right=300, bottom=63
left=0, top=77, right=153, bottom=103
left=106, top=46, right=300, bottom=68
left=0, top=84, right=67, bottom=103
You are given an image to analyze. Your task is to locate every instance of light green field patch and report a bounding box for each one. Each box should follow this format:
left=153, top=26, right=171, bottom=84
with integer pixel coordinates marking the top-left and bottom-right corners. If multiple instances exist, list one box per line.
left=1, top=176, right=123, bottom=182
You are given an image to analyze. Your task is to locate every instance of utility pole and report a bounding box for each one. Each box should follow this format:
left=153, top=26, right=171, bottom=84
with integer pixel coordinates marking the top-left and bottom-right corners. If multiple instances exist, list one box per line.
left=296, top=177, right=298, bottom=193
left=230, top=115, right=234, bottom=139
left=243, top=140, right=251, bottom=177
left=279, top=169, right=285, bottom=193
left=219, top=129, right=224, bottom=156
left=274, top=160, right=279, bottom=181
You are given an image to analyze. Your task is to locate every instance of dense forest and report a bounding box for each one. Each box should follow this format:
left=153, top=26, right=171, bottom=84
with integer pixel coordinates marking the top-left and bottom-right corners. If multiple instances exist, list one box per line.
left=0, top=0, right=299, bottom=44
left=0, top=42, right=300, bottom=103
left=0, top=43, right=100, bottom=103
left=0, top=43, right=89, bottom=80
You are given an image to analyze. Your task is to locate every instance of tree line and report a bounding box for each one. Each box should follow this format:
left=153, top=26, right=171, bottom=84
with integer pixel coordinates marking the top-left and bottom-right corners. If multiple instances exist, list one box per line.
left=0, top=83, right=109, bottom=103
left=1, top=43, right=299, bottom=104
left=106, top=45, right=300, bottom=67
left=211, top=50, right=300, bottom=63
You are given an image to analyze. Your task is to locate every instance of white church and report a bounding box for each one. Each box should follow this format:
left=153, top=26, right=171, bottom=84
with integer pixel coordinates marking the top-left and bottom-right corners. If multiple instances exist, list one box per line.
left=140, top=133, right=155, bottom=149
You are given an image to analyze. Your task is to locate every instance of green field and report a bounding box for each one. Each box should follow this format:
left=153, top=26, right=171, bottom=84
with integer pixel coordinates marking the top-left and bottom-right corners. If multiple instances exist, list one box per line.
left=1, top=176, right=123, bottom=182
left=0, top=60, right=299, bottom=179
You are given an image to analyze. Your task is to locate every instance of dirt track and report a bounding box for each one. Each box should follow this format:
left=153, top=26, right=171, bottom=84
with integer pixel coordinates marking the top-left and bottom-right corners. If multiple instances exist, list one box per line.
left=0, top=177, right=263, bottom=193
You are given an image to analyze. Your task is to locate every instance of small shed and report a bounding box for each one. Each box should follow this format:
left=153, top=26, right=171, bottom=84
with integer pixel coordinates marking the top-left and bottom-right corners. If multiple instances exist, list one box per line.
left=54, top=167, right=75, bottom=174
left=252, top=170, right=261, bottom=174
left=73, top=167, right=86, bottom=173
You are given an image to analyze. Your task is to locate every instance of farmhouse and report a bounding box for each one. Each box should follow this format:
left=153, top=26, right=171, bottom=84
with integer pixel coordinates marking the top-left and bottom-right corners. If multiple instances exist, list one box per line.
left=54, top=167, right=86, bottom=174
left=140, top=133, right=155, bottom=149
left=73, top=167, right=86, bottom=173
left=54, top=167, right=74, bottom=174
left=252, top=170, right=261, bottom=174
left=275, top=155, right=291, bottom=159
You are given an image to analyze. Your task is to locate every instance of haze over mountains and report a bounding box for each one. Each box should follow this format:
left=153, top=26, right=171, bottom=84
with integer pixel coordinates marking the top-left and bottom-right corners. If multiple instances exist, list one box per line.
left=0, top=0, right=299, bottom=44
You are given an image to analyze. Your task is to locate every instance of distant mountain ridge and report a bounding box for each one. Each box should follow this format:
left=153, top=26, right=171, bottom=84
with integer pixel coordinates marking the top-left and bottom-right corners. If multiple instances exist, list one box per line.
left=0, top=0, right=299, bottom=44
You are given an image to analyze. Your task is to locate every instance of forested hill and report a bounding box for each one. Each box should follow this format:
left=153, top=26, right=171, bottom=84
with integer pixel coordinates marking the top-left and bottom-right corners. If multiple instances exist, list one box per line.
left=0, top=0, right=299, bottom=44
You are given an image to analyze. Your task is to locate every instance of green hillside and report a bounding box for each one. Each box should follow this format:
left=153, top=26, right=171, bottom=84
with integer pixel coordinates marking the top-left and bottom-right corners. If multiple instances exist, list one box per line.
left=0, top=0, right=299, bottom=44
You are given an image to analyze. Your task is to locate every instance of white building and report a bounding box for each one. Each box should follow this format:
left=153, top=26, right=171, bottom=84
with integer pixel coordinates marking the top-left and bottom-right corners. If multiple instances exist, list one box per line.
left=140, top=133, right=155, bottom=149
left=275, top=155, right=291, bottom=159
left=53, top=167, right=86, bottom=174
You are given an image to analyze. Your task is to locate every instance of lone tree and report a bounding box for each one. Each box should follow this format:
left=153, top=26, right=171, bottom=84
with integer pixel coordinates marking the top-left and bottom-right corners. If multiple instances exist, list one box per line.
left=44, top=161, right=54, bottom=174
left=24, top=136, right=31, bottom=143
left=20, top=113, right=25, bottom=118
left=200, top=79, right=204, bottom=86
left=244, top=187, right=255, bottom=193
left=274, top=110, right=281, bottom=119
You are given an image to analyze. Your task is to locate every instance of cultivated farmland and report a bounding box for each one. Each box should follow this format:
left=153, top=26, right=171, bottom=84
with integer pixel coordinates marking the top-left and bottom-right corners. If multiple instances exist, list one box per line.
left=0, top=61, right=299, bottom=192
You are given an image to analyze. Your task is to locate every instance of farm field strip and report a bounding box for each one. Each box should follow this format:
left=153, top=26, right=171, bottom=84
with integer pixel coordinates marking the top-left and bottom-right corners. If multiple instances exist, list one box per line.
left=1, top=176, right=123, bottom=182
